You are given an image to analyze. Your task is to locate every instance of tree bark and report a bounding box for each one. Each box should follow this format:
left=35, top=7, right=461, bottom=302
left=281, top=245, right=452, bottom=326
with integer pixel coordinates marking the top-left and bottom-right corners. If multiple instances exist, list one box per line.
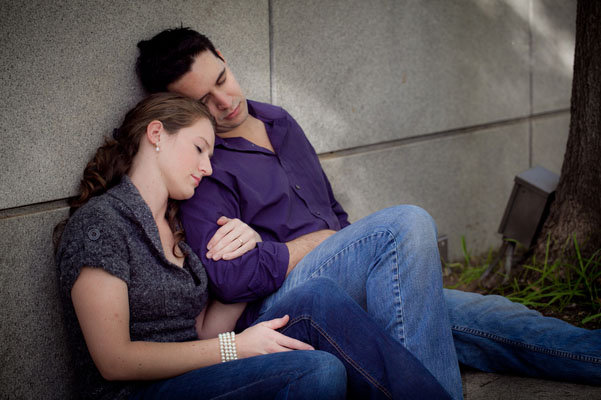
left=535, top=0, right=601, bottom=261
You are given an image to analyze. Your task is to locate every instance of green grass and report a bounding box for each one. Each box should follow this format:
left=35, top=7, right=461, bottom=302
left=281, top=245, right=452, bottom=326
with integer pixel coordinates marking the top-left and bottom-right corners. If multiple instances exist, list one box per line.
left=444, top=235, right=601, bottom=328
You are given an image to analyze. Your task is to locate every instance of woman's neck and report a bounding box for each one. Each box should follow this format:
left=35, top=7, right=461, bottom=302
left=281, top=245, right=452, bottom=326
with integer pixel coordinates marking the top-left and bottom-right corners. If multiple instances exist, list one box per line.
left=128, top=158, right=169, bottom=223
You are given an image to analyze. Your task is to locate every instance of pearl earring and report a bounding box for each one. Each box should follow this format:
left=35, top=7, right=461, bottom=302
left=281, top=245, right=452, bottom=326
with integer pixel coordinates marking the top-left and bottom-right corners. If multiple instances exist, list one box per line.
left=155, top=143, right=160, bottom=152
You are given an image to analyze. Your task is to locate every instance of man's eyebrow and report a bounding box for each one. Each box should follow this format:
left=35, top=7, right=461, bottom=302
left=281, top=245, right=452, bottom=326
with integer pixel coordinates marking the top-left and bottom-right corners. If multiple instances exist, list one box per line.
left=198, top=67, right=226, bottom=103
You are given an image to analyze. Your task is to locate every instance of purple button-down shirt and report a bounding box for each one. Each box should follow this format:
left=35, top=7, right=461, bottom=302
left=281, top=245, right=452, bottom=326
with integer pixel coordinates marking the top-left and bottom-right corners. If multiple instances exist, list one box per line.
left=181, top=100, right=349, bottom=326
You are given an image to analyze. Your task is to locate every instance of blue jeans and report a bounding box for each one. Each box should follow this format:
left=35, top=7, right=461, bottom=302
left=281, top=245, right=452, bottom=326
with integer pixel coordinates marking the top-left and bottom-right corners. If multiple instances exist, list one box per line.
left=130, top=279, right=449, bottom=400
left=446, top=288, right=601, bottom=385
left=260, top=205, right=601, bottom=398
left=130, top=348, right=346, bottom=399
left=260, top=205, right=463, bottom=399
left=256, top=278, right=451, bottom=399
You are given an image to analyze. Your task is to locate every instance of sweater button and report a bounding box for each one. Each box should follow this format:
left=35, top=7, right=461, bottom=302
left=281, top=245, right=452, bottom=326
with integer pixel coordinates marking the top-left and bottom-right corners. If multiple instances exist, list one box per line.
left=87, top=227, right=100, bottom=241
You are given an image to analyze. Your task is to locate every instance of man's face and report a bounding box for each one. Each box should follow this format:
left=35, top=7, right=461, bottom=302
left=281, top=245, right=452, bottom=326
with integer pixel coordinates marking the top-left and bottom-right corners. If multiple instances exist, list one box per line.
left=167, top=51, right=249, bottom=134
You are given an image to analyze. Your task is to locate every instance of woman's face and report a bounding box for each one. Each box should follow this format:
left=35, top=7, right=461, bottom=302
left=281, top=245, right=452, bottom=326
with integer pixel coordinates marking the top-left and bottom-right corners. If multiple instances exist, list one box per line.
left=158, top=118, right=215, bottom=200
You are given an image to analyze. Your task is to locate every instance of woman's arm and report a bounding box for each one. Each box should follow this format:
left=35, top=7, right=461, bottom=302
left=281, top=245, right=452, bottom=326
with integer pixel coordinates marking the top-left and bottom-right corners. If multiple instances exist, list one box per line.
left=195, top=299, right=246, bottom=339
left=72, top=267, right=312, bottom=382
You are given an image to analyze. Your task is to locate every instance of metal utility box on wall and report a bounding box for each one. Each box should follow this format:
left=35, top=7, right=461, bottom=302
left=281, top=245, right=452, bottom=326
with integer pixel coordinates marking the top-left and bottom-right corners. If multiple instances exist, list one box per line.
left=481, top=166, right=560, bottom=284
left=498, top=166, right=559, bottom=248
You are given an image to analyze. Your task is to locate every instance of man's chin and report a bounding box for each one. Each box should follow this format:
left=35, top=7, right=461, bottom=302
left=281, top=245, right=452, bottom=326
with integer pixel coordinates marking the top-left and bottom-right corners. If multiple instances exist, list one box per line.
left=216, top=113, right=248, bottom=134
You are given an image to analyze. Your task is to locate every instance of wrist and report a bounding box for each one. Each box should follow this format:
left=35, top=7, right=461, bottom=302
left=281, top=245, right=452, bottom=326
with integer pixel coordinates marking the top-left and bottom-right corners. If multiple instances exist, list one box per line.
left=218, top=331, right=238, bottom=362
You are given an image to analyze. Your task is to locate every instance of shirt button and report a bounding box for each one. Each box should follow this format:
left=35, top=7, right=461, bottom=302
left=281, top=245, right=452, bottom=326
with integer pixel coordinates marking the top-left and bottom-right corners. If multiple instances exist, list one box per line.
left=295, top=184, right=301, bottom=190
left=87, top=227, right=100, bottom=241
left=316, top=211, right=321, bottom=215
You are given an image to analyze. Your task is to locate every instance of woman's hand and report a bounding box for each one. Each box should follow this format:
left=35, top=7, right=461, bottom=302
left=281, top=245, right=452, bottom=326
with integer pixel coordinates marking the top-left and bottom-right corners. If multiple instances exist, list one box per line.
left=237, top=315, right=314, bottom=358
left=206, top=216, right=262, bottom=261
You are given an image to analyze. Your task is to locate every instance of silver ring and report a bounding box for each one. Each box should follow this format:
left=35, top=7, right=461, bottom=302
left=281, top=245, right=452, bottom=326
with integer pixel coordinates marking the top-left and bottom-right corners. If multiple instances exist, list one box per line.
left=238, top=238, right=244, bottom=247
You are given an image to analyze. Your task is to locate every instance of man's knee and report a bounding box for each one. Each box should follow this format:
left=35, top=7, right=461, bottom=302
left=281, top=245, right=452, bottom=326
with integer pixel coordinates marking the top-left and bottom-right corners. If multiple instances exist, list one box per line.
left=372, top=205, right=438, bottom=247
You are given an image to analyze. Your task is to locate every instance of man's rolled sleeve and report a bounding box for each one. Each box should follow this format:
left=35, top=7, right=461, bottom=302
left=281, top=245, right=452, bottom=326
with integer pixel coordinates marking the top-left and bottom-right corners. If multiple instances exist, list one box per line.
left=181, top=174, right=290, bottom=302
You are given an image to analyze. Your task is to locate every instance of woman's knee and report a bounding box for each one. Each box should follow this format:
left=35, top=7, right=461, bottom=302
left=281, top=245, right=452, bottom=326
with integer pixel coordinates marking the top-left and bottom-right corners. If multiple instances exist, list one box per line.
left=291, top=278, right=350, bottom=306
left=280, top=278, right=358, bottom=321
left=300, top=351, right=347, bottom=398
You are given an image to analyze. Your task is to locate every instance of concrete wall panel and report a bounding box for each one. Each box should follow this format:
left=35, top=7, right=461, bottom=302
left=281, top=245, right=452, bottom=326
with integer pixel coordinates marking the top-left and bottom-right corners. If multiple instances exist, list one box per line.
left=0, top=0, right=269, bottom=210
left=271, top=0, right=530, bottom=154
left=321, top=122, right=530, bottom=261
left=532, top=112, right=570, bottom=175
left=531, top=0, right=576, bottom=114
left=0, top=207, right=74, bottom=399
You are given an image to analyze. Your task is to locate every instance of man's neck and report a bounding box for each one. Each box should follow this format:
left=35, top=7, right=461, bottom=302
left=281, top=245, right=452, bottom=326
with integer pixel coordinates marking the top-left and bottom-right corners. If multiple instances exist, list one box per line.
left=217, top=113, right=258, bottom=140
left=218, top=115, right=274, bottom=152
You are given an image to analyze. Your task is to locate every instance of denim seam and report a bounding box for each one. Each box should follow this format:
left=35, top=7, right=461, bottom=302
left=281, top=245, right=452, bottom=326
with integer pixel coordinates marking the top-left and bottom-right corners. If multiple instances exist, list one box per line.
left=388, top=229, right=405, bottom=346
left=284, top=314, right=393, bottom=400
left=451, top=325, right=601, bottom=364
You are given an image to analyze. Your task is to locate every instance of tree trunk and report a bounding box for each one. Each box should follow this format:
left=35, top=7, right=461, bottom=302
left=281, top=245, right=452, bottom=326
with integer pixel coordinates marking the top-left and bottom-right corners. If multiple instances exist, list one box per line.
left=534, top=0, right=601, bottom=261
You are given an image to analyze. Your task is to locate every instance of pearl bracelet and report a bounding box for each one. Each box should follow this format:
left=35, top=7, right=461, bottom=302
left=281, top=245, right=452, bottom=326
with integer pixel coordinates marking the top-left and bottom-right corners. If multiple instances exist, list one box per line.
left=218, top=331, right=238, bottom=362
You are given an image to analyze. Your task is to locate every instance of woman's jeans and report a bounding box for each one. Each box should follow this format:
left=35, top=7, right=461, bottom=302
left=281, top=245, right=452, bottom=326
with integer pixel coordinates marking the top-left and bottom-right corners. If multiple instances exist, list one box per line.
left=130, top=279, right=450, bottom=400
left=256, top=278, right=451, bottom=399
left=259, top=205, right=601, bottom=399
left=130, top=350, right=347, bottom=399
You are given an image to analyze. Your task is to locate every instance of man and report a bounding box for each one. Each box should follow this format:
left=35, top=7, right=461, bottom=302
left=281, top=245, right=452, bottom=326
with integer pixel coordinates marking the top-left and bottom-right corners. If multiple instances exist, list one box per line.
left=136, top=28, right=600, bottom=397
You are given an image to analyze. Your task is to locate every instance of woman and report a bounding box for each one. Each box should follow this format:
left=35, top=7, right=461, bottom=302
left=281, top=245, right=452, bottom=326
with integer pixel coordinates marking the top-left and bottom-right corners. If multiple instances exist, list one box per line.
left=55, top=92, right=450, bottom=399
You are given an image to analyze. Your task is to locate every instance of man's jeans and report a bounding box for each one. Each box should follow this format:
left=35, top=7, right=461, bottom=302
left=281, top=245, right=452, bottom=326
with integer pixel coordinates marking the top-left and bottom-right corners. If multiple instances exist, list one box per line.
left=259, top=205, right=462, bottom=399
left=259, top=205, right=601, bottom=399
left=446, top=288, right=601, bottom=385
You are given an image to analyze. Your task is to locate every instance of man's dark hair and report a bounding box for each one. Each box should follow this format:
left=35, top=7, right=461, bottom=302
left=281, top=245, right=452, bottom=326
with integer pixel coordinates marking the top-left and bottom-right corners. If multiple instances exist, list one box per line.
left=136, top=27, right=224, bottom=93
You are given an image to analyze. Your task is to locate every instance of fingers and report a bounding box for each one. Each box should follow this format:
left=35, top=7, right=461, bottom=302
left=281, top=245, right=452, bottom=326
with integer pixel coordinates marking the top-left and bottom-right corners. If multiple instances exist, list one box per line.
left=276, top=333, right=314, bottom=351
left=238, top=316, right=314, bottom=359
left=221, top=240, right=255, bottom=260
left=258, top=316, right=314, bottom=351
left=216, top=216, right=229, bottom=226
left=220, top=229, right=259, bottom=260
left=208, top=226, right=246, bottom=260
left=207, top=218, right=242, bottom=259
left=260, top=315, right=290, bottom=330
left=207, top=217, right=234, bottom=251
left=207, top=217, right=261, bottom=261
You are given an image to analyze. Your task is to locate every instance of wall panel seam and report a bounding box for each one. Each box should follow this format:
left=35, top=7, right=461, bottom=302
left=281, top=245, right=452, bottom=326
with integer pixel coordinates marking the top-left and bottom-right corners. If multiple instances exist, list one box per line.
left=318, top=110, right=570, bottom=161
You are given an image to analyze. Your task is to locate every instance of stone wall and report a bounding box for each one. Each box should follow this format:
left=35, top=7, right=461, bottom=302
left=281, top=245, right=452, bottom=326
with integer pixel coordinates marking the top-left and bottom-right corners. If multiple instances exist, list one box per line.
left=0, top=1, right=575, bottom=397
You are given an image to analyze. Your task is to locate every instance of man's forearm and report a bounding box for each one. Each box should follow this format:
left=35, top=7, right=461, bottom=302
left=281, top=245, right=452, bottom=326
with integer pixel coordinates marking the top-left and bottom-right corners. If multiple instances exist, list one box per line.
left=285, top=230, right=336, bottom=276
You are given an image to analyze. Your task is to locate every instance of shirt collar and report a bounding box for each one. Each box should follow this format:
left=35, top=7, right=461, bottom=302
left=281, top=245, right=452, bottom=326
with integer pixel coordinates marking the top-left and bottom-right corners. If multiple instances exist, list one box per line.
left=215, top=100, right=289, bottom=154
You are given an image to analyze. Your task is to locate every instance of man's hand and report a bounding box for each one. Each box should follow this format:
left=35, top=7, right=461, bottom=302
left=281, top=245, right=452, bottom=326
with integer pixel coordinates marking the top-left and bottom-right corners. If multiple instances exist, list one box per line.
left=285, top=230, right=336, bottom=276
left=206, top=216, right=262, bottom=261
